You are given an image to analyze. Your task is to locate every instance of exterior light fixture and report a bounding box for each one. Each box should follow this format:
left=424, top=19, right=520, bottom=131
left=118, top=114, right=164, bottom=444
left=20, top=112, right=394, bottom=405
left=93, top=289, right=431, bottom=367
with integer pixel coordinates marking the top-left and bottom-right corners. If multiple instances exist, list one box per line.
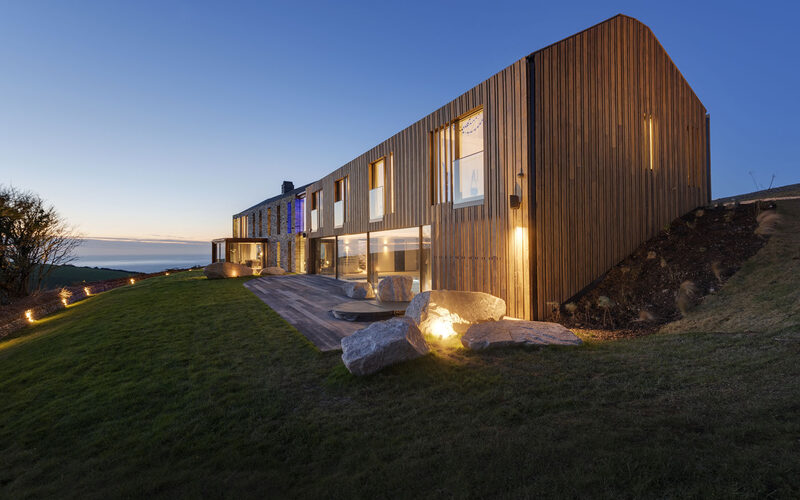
left=129, top=278, right=135, bottom=285
left=84, top=287, right=91, bottom=295
left=509, top=194, right=521, bottom=209
left=25, top=310, right=33, bottom=323
left=61, top=298, right=68, bottom=306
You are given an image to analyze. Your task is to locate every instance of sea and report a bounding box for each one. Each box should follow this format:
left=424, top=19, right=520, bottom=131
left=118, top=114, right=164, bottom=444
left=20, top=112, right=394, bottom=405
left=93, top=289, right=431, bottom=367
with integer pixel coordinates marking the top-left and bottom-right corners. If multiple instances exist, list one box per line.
left=75, top=238, right=210, bottom=273
left=74, top=254, right=210, bottom=273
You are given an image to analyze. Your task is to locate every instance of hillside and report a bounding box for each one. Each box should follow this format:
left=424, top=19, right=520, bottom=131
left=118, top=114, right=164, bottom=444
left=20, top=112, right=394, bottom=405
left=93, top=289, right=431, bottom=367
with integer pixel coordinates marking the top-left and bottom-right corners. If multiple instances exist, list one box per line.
left=32, top=264, right=136, bottom=290
left=662, top=198, right=800, bottom=334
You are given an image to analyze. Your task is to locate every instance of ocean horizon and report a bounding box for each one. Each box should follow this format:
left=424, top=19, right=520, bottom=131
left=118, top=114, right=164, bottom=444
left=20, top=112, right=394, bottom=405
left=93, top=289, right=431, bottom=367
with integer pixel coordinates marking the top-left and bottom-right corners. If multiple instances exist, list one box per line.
left=73, top=254, right=210, bottom=273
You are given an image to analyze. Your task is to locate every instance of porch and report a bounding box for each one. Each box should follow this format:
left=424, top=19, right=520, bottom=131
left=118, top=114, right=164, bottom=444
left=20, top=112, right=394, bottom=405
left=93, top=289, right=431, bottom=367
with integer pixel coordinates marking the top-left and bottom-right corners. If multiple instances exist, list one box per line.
left=244, top=274, right=407, bottom=351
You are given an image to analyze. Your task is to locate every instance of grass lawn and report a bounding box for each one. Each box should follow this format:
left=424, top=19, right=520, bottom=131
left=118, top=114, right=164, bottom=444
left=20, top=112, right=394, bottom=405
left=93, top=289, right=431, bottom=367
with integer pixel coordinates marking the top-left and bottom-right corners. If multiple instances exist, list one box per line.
left=1, top=271, right=799, bottom=498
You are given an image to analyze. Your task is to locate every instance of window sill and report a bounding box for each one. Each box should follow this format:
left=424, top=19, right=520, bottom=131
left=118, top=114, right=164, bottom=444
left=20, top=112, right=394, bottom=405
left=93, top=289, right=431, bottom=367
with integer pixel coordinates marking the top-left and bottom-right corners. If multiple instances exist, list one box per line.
left=369, top=218, right=383, bottom=223
left=453, top=199, right=484, bottom=209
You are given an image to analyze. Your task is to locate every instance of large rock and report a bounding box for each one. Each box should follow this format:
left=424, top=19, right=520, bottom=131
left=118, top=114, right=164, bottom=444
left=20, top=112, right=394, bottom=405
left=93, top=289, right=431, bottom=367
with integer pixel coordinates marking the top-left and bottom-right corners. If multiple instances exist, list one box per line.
left=260, top=266, right=286, bottom=276
left=376, top=275, right=414, bottom=302
left=461, top=319, right=582, bottom=350
left=341, top=317, right=430, bottom=376
left=342, top=281, right=375, bottom=299
left=204, top=262, right=254, bottom=279
left=405, top=290, right=506, bottom=338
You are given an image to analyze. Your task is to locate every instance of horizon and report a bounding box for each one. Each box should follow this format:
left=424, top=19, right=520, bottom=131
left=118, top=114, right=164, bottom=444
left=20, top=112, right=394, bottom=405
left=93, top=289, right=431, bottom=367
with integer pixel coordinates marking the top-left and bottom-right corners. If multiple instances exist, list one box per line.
left=2, top=1, right=799, bottom=241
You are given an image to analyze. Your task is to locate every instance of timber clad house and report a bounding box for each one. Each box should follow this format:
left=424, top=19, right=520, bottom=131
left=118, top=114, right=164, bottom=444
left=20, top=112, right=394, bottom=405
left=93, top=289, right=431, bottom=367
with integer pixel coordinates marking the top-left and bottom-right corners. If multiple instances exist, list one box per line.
left=215, top=15, right=710, bottom=320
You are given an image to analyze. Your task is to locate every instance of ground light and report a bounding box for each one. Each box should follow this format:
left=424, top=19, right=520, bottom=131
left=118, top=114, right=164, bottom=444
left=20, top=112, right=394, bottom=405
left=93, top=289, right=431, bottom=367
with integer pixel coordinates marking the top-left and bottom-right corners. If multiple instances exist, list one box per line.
left=430, top=316, right=458, bottom=339
left=25, top=310, right=33, bottom=323
left=129, top=278, right=135, bottom=285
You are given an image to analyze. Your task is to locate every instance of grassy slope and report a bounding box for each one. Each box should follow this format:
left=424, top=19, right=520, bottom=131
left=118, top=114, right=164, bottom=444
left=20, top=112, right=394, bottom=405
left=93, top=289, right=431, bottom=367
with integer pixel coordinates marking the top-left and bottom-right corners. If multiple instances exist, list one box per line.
left=1, top=272, right=799, bottom=498
left=663, top=199, right=800, bottom=334
left=34, top=264, right=136, bottom=290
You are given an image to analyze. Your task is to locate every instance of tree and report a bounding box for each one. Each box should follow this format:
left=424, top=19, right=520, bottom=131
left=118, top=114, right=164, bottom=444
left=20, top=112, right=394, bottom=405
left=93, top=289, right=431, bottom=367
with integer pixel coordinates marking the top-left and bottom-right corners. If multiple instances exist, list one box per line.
left=0, top=186, right=81, bottom=303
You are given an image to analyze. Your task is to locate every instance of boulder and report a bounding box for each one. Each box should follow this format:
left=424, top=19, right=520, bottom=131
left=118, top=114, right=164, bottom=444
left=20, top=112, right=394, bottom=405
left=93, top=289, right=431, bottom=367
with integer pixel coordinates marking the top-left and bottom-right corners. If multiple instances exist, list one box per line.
left=376, top=275, right=414, bottom=302
left=204, top=262, right=254, bottom=279
left=461, top=319, right=582, bottom=350
left=342, top=281, right=375, bottom=299
left=341, top=317, right=430, bottom=376
left=405, top=290, right=506, bottom=337
left=261, top=266, right=286, bottom=276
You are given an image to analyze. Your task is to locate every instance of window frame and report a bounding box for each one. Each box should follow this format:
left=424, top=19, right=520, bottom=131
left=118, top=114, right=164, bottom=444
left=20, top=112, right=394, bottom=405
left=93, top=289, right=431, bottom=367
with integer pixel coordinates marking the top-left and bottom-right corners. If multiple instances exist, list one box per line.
left=334, top=176, right=347, bottom=228
left=368, top=157, right=386, bottom=222
left=430, top=106, right=486, bottom=209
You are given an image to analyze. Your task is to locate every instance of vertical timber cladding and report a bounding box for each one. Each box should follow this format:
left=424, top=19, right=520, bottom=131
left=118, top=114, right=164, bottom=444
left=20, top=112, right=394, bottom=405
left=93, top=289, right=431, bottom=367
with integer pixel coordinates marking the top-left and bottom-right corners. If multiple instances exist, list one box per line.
left=305, top=59, right=532, bottom=319
left=531, top=14, right=710, bottom=318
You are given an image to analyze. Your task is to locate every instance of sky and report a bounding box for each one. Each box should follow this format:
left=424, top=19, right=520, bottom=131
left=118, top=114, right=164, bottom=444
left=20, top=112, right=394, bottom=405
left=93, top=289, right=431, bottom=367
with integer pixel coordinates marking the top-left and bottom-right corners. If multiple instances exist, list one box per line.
left=1, top=0, right=798, bottom=244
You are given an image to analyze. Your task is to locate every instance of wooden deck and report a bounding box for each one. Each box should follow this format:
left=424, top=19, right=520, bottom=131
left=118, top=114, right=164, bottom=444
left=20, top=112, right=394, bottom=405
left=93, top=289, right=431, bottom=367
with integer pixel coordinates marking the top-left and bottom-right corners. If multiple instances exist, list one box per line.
left=244, top=275, right=401, bottom=351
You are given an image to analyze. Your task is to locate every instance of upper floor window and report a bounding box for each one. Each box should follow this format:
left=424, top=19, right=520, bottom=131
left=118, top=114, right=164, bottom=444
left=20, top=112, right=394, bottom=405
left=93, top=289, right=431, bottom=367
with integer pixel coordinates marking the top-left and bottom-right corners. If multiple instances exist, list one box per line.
left=310, top=190, right=321, bottom=232
left=334, top=177, right=347, bottom=228
left=276, top=204, right=281, bottom=235
left=431, top=108, right=484, bottom=206
left=369, top=158, right=385, bottom=221
left=267, top=208, right=272, bottom=235
left=258, top=210, right=263, bottom=237
left=295, top=197, right=305, bottom=233
left=287, top=200, right=293, bottom=234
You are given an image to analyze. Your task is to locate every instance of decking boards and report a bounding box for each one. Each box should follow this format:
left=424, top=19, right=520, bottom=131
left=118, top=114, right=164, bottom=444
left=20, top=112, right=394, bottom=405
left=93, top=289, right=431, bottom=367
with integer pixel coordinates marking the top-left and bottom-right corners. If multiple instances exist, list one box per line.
left=243, top=275, right=369, bottom=351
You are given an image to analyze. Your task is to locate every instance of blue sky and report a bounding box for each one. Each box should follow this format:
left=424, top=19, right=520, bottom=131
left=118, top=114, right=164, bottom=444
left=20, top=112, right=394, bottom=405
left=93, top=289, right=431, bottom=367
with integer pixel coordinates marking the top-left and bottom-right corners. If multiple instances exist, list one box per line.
left=1, top=0, right=798, bottom=242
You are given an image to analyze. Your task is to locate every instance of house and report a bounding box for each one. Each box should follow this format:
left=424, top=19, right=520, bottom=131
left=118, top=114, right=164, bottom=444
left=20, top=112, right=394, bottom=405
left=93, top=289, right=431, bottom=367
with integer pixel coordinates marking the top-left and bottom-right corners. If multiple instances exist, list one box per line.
left=213, top=181, right=309, bottom=274
left=222, top=14, right=710, bottom=320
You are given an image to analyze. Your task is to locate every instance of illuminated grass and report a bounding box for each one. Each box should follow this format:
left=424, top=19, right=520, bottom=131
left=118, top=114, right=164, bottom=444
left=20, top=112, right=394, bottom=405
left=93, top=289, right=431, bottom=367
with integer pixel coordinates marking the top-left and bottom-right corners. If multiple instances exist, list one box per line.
left=1, top=270, right=799, bottom=497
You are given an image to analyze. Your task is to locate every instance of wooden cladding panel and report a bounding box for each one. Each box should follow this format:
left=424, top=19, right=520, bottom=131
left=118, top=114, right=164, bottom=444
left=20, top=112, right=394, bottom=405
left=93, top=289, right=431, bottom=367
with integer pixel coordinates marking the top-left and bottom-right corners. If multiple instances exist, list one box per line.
left=305, top=59, right=532, bottom=319
left=532, top=15, right=709, bottom=317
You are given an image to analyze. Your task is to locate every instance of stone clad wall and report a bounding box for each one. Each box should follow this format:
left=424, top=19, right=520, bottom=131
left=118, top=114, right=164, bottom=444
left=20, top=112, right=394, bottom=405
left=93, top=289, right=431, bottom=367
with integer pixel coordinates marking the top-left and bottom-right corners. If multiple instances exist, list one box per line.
left=242, top=195, right=298, bottom=273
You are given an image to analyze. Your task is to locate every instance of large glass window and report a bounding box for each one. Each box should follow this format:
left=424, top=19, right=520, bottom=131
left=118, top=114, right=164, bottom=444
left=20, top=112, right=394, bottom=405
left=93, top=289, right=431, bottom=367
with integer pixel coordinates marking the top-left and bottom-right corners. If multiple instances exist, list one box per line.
left=369, top=227, right=422, bottom=294
left=337, top=233, right=367, bottom=281
left=431, top=108, right=484, bottom=206
left=369, top=158, right=385, bottom=221
left=229, top=242, right=263, bottom=271
left=334, top=177, right=347, bottom=228
left=316, top=237, right=335, bottom=276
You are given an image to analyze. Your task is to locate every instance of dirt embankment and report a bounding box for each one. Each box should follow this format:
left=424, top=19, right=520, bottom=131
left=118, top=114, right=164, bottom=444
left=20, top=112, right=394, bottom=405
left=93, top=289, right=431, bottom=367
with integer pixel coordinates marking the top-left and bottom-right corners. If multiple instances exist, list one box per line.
left=558, top=202, right=774, bottom=339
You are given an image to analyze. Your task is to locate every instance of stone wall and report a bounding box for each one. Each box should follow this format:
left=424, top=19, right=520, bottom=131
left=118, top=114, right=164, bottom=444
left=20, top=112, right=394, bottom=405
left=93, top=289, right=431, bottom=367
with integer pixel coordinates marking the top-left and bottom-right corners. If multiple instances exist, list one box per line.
left=239, top=194, right=301, bottom=273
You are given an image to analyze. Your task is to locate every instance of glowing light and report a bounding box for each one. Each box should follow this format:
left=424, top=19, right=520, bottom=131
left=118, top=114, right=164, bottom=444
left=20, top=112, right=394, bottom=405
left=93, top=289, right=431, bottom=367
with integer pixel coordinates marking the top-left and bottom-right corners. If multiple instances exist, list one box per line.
left=648, top=115, right=654, bottom=171
left=61, top=298, right=68, bottom=306
left=430, top=317, right=457, bottom=339
left=165, top=272, right=170, bottom=276
left=25, top=310, right=33, bottom=323
left=129, top=278, right=135, bottom=285
left=232, top=271, right=238, bottom=277
left=84, top=287, right=91, bottom=295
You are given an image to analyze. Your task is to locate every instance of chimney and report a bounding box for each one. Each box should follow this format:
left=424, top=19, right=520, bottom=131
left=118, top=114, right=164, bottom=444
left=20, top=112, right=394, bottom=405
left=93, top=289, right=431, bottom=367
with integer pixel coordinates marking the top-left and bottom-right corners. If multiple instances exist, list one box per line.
left=281, top=181, right=294, bottom=194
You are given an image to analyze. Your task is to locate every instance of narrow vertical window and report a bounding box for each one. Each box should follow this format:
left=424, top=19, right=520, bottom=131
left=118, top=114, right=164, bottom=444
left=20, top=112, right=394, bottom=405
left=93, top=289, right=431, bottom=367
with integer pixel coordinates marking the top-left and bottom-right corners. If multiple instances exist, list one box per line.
left=369, top=158, right=385, bottom=221
left=258, top=210, right=263, bottom=237
left=334, top=177, right=347, bottom=228
left=310, top=190, right=321, bottom=232
left=267, top=208, right=272, bottom=235
left=295, top=197, right=305, bottom=233
left=287, top=201, right=293, bottom=234
left=647, top=114, right=654, bottom=171
left=277, top=205, right=281, bottom=235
